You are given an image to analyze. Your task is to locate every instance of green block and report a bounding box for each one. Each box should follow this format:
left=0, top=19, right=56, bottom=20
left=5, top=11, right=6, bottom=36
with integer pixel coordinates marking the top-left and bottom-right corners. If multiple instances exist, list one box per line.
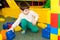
left=58, top=14, right=60, bottom=29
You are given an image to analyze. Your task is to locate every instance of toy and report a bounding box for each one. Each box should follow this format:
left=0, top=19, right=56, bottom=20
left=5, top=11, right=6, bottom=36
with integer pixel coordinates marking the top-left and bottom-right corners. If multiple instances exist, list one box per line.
left=8, top=24, right=12, bottom=29
left=42, top=24, right=51, bottom=39
left=14, top=26, right=22, bottom=32
left=3, top=22, right=14, bottom=29
left=6, top=30, right=15, bottom=40
left=38, top=23, right=47, bottom=29
left=1, top=30, right=7, bottom=40
left=3, top=23, right=9, bottom=29
left=0, top=34, right=2, bottom=40
left=0, top=18, right=5, bottom=22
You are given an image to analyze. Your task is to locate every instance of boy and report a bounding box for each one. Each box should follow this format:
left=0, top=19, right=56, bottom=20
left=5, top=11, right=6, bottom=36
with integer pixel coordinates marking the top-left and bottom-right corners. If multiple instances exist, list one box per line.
left=8, top=2, right=39, bottom=34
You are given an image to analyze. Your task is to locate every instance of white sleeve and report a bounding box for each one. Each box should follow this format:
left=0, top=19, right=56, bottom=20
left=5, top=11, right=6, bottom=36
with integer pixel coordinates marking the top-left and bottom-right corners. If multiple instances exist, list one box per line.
left=31, top=11, right=39, bottom=21
left=11, top=14, right=22, bottom=29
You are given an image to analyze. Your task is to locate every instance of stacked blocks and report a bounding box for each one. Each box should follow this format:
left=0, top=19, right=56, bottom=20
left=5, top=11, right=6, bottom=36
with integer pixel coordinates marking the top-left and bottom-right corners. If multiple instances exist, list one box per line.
left=3, top=22, right=22, bottom=32
left=1, top=30, right=7, bottom=40
left=42, top=24, right=50, bottom=39
left=2, top=22, right=16, bottom=40
left=6, top=30, right=15, bottom=40
left=0, top=30, right=15, bottom=40
left=3, top=22, right=14, bottom=29
left=51, top=14, right=58, bottom=40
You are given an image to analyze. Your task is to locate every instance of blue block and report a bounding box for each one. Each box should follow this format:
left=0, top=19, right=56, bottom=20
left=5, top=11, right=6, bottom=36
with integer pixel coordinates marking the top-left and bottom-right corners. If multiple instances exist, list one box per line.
left=6, top=30, right=15, bottom=40
left=3, top=23, right=9, bottom=29
left=47, top=24, right=51, bottom=28
left=3, top=22, right=14, bottom=29
left=51, top=27, right=58, bottom=35
left=42, top=30, right=50, bottom=35
left=42, top=27, right=50, bottom=32
left=42, top=27, right=50, bottom=38
left=43, top=28, right=50, bottom=31
left=7, top=22, right=14, bottom=25
left=7, top=39, right=13, bottom=40
left=42, top=34, right=50, bottom=39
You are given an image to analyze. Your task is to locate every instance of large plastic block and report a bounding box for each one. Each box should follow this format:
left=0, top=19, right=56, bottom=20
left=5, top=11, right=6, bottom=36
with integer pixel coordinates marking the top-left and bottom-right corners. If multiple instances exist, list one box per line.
left=3, top=22, right=14, bottom=29
left=42, top=33, right=50, bottom=39
left=14, top=26, right=21, bottom=32
left=58, top=36, right=60, bottom=40
left=7, top=22, right=14, bottom=24
left=51, top=0, right=59, bottom=13
left=58, top=29, right=60, bottom=36
left=42, top=30, right=50, bottom=35
left=6, top=30, right=15, bottom=40
left=0, top=34, right=2, bottom=40
left=42, top=27, right=50, bottom=35
left=58, top=14, right=60, bottom=29
left=0, top=18, right=5, bottom=22
left=3, top=23, right=9, bottom=29
left=51, top=14, right=58, bottom=28
left=1, top=30, right=7, bottom=40
left=50, top=34, right=58, bottom=40
left=51, top=27, right=58, bottom=35
left=8, top=24, right=12, bottom=29
left=47, top=24, right=51, bottom=28
left=38, top=23, right=47, bottom=29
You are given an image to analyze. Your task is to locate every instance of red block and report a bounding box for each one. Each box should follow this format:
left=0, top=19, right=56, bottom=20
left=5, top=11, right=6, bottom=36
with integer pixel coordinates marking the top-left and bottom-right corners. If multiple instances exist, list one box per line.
left=8, top=24, right=12, bottom=29
left=51, top=14, right=58, bottom=28
left=58, top=36, right=60, bottom=40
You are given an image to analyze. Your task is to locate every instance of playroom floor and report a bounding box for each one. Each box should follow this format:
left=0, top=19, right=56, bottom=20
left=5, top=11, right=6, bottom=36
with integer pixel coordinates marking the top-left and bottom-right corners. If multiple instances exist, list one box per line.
left=0, top=16, right=50, bottom=40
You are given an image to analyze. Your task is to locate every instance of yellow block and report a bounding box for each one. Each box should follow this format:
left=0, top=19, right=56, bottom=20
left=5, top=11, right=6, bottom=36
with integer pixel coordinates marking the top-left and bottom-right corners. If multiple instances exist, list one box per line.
left=0, top=34, right=2, bottom=40
left=50, top=34, right=58, bottom=40
left=30, top=8, right=50, bottom=24
left=58, top=29, right=60, bottom=36
left=38, top=23, right=47, bottom=29
left=2, top=7, right=50, bottom=24
left=14, top=26, right=21, bottom=32
left=2, top=8, right=20, bottom=18
left=51, top=0, right=60, bottom=13
left=0, top=18, right=5, bottom=22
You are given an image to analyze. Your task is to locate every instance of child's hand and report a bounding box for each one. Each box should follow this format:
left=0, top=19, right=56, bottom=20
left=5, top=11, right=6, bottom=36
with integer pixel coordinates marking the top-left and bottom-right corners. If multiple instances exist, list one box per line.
left=8, top=28, right=14, bottom=32
left=32, top=20, right=37, bottom=25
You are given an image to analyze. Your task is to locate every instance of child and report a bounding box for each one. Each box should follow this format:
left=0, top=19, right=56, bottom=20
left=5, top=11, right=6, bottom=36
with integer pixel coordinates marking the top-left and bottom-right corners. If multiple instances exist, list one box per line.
left=8, top=2, right=39, bottom=34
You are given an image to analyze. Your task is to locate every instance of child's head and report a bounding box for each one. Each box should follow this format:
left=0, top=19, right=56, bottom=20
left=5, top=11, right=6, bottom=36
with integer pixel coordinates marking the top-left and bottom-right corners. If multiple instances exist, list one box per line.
left=20, top=1, right=30, bottom=15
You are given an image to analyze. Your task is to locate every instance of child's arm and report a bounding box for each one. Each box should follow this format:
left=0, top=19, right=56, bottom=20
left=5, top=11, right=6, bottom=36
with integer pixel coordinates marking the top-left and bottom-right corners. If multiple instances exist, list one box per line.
left=8, top=14, right=22, bottom=31
left=31, top=11, right=39, bottom=25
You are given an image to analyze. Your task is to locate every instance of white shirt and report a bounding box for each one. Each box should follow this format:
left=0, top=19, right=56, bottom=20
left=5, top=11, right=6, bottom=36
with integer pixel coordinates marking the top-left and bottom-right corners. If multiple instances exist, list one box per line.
left=11, top=10, right=39, bottom=28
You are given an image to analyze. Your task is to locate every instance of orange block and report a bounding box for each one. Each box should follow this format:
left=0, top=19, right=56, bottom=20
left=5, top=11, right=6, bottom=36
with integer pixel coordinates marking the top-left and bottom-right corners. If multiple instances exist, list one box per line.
left=1, top=30, right=7, bottom=40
